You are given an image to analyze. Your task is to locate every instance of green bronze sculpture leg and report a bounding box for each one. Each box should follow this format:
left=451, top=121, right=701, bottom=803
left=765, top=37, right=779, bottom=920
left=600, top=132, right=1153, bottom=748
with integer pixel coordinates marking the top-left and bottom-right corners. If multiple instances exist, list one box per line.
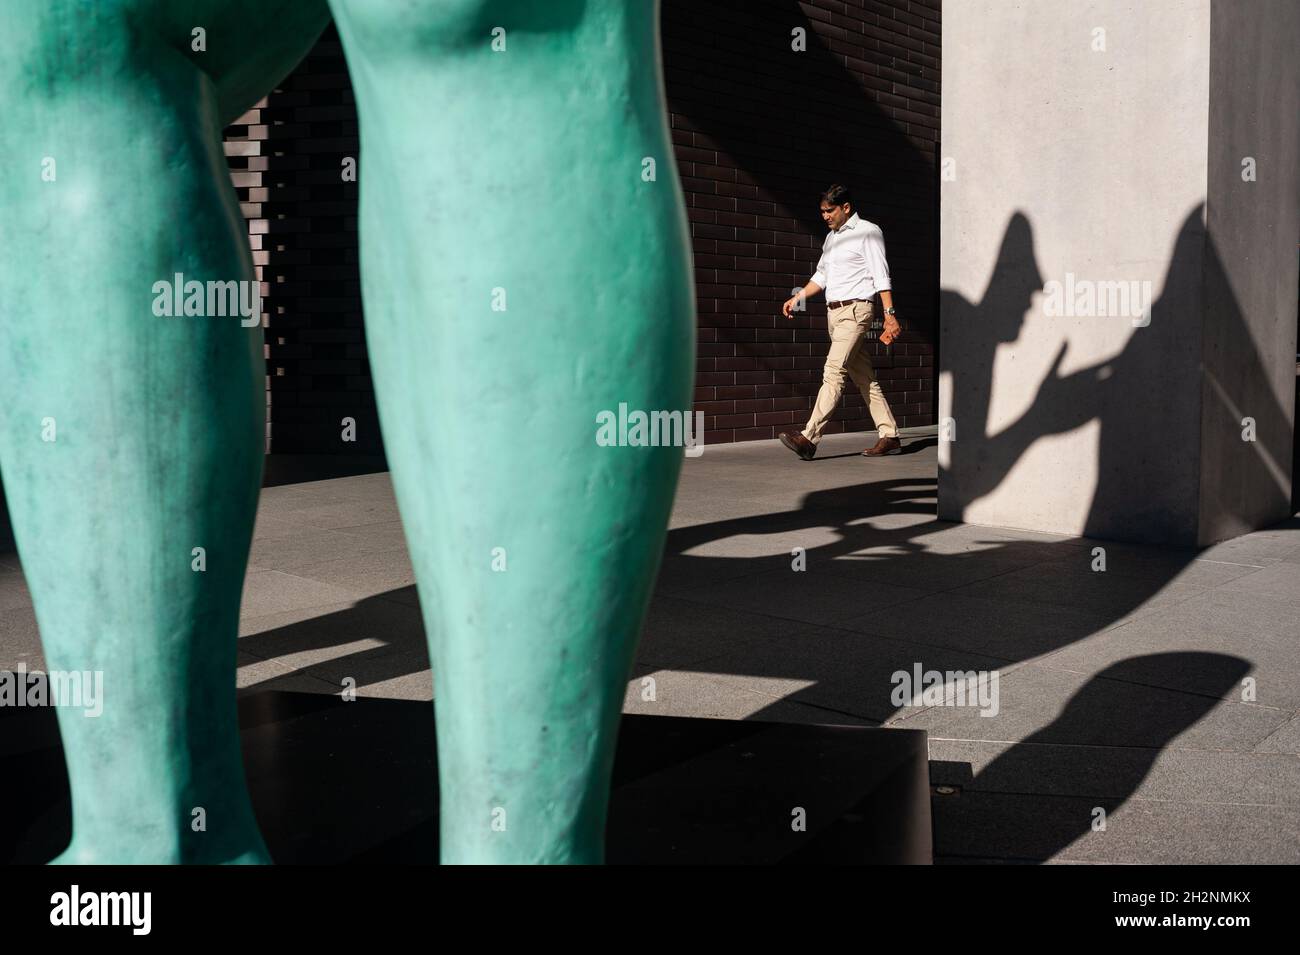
left=1, top=0, right=688, bottom=865
left=330, top=0, right=695, bottom=862
left=0, top=1, right=328, bottom=863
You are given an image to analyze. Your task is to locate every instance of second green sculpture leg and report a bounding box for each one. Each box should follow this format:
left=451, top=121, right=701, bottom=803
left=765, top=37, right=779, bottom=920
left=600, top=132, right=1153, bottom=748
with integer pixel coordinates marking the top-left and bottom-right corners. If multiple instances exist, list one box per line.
left=331, top=0, right=695, bottom=862
left=0, top=1, right=327, bottom=863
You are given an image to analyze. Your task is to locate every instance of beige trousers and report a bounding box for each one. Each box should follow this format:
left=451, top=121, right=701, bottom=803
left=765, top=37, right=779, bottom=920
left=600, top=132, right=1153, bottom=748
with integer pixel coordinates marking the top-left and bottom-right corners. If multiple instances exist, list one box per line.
left=801, top=299, right=898, bottom=444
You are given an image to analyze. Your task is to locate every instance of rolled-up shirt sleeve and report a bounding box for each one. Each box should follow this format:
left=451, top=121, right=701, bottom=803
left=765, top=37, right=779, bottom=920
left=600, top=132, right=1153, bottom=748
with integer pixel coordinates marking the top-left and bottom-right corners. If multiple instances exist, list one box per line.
left=864, top=226, right=891, bottom=292
left=811, top=236, right=829, bottom=289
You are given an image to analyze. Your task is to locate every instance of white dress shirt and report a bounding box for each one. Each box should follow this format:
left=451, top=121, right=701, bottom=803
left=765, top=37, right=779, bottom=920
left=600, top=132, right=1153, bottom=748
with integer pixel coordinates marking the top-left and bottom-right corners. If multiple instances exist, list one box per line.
left=811, top=212, right=891, bottom=300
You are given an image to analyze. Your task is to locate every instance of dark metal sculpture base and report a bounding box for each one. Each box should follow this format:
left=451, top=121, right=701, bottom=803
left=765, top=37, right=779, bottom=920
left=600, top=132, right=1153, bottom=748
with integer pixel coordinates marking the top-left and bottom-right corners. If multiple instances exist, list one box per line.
left=3, top=691, right=932, bottom=865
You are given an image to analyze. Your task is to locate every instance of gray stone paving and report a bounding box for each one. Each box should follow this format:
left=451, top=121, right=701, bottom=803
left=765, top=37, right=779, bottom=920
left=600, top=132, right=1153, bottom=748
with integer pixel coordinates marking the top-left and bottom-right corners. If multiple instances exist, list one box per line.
left=3, top=429, right=1298, bottom=863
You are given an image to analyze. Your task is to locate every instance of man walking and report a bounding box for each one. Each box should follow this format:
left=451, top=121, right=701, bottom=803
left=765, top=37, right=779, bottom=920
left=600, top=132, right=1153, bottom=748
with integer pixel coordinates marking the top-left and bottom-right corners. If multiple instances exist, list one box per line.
left=778, top=184, right=902, bottom=461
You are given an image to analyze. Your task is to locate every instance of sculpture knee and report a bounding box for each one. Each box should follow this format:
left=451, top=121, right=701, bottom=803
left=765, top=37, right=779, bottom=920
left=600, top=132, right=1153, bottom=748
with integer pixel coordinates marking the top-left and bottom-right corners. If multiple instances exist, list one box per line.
left=331, top=0, right=587, bottom=55
left=0, top=1, right=327, bottom=128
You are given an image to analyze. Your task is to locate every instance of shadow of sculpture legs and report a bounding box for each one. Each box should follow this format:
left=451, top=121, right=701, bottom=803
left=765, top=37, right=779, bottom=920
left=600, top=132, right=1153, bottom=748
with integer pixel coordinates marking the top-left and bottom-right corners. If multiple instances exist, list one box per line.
left=936, top=653, right=1251, bottom=862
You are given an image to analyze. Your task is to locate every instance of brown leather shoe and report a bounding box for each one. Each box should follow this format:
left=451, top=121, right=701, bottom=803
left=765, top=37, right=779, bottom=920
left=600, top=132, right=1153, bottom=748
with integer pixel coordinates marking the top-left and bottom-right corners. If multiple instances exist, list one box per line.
left=779, top=431, right=816, bottom=461
left=862, top=435, right=901, bottom=456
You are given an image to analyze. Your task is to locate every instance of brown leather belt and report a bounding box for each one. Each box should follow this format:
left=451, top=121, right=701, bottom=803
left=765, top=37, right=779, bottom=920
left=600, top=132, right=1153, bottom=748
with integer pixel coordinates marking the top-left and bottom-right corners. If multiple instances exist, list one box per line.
left=827, top=298, right=869, bottom=309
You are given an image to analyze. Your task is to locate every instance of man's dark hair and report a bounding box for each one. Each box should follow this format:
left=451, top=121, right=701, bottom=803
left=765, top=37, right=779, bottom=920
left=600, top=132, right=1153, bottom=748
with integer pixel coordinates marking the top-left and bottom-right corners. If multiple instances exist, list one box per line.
left=820, top=184, right=853, bottom=212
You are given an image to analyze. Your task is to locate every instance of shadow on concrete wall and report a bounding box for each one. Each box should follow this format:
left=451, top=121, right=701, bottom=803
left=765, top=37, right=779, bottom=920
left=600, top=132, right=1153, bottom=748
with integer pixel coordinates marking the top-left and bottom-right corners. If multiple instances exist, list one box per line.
left=942, top=206, right=1293, bottom=546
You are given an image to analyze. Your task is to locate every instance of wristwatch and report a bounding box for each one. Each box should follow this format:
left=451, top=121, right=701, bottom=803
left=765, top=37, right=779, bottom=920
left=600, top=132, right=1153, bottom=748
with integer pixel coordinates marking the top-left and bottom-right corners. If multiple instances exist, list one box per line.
left=884, top=306, right=897, bottom=316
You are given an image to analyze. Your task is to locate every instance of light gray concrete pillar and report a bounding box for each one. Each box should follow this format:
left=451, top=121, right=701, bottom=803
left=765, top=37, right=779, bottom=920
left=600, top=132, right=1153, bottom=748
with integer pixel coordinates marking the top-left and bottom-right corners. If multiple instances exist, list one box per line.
left=937, top=0, right=1299, bottom=547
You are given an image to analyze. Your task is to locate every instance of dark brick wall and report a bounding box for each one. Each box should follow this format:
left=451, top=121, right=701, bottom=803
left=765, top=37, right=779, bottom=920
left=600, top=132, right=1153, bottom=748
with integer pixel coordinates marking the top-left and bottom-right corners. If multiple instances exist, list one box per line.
left=224, top=28, right=376, bottom=456
left=223, top=1, right=939, bottom=454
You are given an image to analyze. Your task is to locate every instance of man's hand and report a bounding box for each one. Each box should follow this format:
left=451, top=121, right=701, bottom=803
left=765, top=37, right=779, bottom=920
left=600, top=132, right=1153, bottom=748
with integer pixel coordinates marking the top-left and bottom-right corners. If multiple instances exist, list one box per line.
left=879, top=312, right=901, bottom=345
left=781, top=295, right=803, bottom=319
